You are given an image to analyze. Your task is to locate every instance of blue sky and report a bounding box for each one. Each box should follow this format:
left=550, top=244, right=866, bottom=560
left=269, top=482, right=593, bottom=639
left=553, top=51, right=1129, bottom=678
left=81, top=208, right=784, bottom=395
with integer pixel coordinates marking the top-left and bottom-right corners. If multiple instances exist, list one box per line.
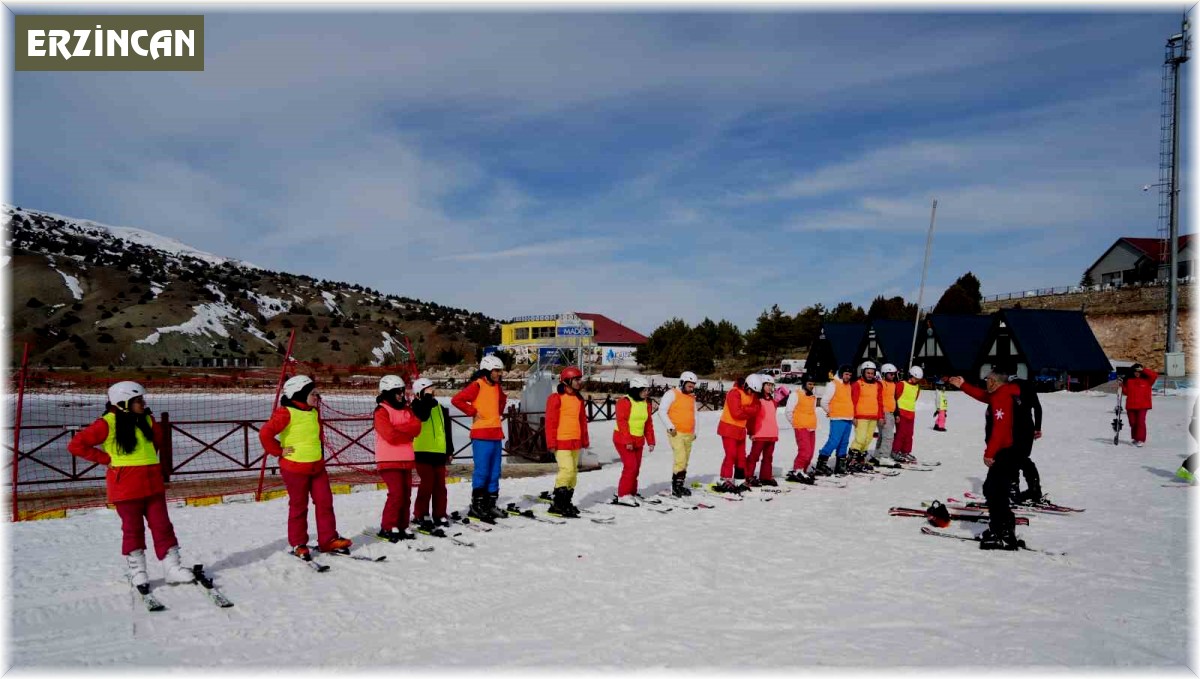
left=10, top=9, right=1190, bottom=334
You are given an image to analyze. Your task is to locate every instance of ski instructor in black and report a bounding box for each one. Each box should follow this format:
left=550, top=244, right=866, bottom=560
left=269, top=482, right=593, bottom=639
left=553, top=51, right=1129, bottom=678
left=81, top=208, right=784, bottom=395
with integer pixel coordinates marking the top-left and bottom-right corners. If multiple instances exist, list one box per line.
left=948, top=364, right=1032, bottom=551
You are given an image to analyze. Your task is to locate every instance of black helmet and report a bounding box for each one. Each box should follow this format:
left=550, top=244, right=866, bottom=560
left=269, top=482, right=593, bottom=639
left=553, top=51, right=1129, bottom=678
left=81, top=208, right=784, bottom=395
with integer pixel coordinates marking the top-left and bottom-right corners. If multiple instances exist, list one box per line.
left=837, top=364, right=853, bottom=377
left=925, top=500, right=951, bottom=528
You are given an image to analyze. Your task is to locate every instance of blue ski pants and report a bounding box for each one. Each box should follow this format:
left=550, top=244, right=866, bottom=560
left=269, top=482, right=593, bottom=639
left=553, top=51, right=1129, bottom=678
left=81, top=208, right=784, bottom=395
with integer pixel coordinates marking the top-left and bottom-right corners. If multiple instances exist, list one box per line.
left=819, top=419, right=853, bottom=458
left=471, top=439, right=503, bottom=492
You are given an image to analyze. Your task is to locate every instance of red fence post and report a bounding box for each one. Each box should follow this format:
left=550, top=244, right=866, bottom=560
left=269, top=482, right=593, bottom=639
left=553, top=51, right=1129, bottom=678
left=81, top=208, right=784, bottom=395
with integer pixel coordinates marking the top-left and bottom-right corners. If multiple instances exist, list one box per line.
left=257, top=329, right=298, bottom=502
left=11, top=343, right=30, bottom=522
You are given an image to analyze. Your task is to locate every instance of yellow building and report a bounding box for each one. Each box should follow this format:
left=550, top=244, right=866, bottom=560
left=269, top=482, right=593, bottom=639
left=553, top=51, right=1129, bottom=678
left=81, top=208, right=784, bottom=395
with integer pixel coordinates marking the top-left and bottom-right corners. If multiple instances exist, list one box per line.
left=500, top=314, right=596, bottom=347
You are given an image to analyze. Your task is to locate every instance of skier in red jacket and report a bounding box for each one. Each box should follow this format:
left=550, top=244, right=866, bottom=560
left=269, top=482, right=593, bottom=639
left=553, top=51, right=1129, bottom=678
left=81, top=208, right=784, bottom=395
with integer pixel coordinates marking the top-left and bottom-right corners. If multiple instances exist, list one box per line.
left=1120, top=363, right=1159, bottom=447
left=68, top=382, right=196, bottom=586
left=949, top=366, right=1031, bottom=551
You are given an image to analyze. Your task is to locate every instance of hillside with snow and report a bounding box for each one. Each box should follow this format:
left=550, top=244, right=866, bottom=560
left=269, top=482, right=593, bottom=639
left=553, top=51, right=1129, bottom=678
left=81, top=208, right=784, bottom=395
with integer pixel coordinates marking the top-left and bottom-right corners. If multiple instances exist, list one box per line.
left=8, top=389, right=1194, bottom=668
left=4, top=206, right=500, bottom=369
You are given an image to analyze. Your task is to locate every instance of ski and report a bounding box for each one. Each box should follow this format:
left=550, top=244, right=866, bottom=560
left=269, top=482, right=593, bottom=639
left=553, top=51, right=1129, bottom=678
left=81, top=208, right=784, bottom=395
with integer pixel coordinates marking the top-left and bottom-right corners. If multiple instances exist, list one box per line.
left=920, top=526, right=1066, bottom=556
left=131, top=580, right=166, bottom=612
left=609, top=498, right=673, bottom=514
left=324, top=548, right=387, bottom=562
left=359, top=529, right=436, bottom=551
left=504, top=503, right=567, bottom=524
left=691, top=482, right=746, bottom=501
left=522, top=493, right=589, bottom=520
left=891, top=507, right=1029, bottom=525
left=416, top=526, right=476, bottom=548
left=754, top=485, right=792, bottom=494
left=655, top=490, right=715, bottom=509
left=289, top=549, right=330, bottom=572
left=875, top=462, right=935, bottom=471
left=191, top=565, right=234, bottom=608
left=1112, top=389, right=1124, bottom=446
left=963, top=491, right=1084, bottom=513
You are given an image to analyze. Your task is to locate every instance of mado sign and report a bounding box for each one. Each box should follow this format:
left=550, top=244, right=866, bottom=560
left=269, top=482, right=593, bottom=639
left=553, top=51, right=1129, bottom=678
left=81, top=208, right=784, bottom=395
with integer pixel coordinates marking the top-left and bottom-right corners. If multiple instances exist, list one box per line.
left=557, top=325, right=593, bottom=337
left=602, top=347, right=637, bottom=366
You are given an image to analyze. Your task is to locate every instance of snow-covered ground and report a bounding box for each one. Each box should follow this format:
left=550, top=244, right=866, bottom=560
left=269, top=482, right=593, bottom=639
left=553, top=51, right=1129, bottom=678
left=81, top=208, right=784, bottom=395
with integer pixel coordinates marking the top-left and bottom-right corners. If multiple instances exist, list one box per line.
left=7, top=389, right=1195, bottom=668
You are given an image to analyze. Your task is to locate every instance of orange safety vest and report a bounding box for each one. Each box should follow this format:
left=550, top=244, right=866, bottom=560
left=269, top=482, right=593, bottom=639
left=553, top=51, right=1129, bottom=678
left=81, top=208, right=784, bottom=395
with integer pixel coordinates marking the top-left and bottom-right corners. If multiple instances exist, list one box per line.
left=471, top=378, right=502, bottom=432
left=667, top=389, right=696, bottom=434
left=855, top=381, right=881, bottom=419
left=882, top=380, right=898, bottom=414
left=557, top=393, right=582, bottom=441
left=720, top=388, right=755, bottom=429
left=827, top=380, right=854, bottom=420
left=791, top=392, right=817, bottom=431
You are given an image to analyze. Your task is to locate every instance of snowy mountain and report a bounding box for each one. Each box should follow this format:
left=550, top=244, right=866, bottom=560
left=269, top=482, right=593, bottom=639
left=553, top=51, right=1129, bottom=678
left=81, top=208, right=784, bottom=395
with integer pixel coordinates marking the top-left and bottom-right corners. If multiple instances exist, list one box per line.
left=4, top=205, right=500, bottom=369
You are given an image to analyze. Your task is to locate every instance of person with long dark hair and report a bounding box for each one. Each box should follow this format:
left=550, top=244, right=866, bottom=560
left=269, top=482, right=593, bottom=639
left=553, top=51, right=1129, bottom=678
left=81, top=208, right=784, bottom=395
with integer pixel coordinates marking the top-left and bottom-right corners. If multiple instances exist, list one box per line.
left=259, top=375, right=352, bottom=558
left=68, top=381, right=195, bottom=587
left=611, top=377, right=656, bottom=505
left=373, top=375, right=423, bottom=541
left=410, top=377, right=455, bottom=531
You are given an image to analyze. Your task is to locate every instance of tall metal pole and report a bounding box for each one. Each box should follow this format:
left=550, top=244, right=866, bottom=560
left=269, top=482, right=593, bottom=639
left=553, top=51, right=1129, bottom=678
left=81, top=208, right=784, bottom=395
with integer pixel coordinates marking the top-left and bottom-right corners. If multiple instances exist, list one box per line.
left=909, top=199, right=938, bottom=370
left=1166, top=20, right=1188, bottom=362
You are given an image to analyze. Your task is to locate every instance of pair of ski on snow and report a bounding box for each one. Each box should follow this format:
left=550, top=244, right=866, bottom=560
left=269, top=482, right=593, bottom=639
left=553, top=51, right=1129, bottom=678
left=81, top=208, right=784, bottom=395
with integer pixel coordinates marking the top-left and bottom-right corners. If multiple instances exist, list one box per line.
left=130, top=564, right=233, bottom=612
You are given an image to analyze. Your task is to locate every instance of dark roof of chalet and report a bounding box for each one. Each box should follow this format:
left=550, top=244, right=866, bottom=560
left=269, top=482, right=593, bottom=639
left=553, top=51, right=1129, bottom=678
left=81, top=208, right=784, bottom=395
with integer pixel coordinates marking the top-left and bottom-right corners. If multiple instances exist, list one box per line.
left=821, top=322, right=869, bottom=367
left=990, top=308, right=1110, bottom=374
left=1086, top=235, right=1194, bottom=273
left=574, top=312, right=648, bottom=345
left=867, top=318, right=916, bottom=367
left=927, top=314, right=993, bottom=373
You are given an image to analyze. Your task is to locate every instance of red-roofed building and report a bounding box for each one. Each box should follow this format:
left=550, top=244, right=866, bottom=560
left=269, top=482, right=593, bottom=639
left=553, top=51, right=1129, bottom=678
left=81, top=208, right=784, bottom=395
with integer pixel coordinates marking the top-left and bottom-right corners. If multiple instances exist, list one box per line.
left=574, top=313, right=648, bottom=345
left=1084, top=235, right=1194, bottom=288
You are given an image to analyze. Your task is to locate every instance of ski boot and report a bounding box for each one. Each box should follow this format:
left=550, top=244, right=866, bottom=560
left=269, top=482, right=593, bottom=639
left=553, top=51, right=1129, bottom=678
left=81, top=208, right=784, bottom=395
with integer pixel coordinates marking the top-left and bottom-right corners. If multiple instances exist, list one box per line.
left=785, top=469, right=814, bottom=485
left=162, top=546, right=196, bottom=584
left=376, top=527, right=404, bottom=543
left=833, top=455, right=848, bottom=476
left=611, top=494, right=640, bottom=507
left=760, top=477, right=779, bottom=487
left=417, top=516, right=445, bottom=537
left=747, top=476, right=762, bottom=488
left=979, top=527, right=1025, bottom=551
left=564, top=487, right=582, bottom=518
left=547, top=486, right=574, bottom=518
left=488, top=491, right=507, bottom=521
left=714, top=478, right=738, bottom=493
left=671, top=471, right=689, bottom=497
left=318, top=536, right=353, bottom=553
left=468, top=488, right=496, bottom=524
left=126, top=549, right=149, bottom=587
left=814, top=456, right=833, bottom=476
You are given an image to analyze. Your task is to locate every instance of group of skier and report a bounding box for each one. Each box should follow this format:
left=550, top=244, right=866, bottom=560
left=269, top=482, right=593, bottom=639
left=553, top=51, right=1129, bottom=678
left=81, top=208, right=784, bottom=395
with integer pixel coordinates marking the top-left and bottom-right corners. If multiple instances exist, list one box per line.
left=67, top=353, right=1165, bottom=580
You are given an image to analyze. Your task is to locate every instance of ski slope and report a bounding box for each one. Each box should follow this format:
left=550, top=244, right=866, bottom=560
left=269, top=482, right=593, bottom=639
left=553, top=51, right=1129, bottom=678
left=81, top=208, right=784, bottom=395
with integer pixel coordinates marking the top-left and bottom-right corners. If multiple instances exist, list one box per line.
left=8, top=389, right=1195, bottom=668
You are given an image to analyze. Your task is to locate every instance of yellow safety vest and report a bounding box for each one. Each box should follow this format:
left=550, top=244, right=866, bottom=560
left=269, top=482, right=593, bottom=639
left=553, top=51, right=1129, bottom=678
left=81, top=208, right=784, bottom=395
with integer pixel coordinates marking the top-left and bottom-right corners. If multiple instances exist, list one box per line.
left=280, top=407, right=323, bottom=463
left=102, top=412, right=159, bottom=467
left=897, top=383, right=920, bottom=412
left=616, top=398, right=649, bottom=437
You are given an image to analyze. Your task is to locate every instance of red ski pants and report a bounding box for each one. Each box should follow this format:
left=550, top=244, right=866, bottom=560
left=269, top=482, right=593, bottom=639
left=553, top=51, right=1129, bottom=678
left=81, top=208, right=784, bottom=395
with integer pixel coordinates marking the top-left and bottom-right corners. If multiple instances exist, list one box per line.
left=746, top=440, right=776, bottom=481
left=893, top=414, right=915, bottom=454
left=616, top=438, right=646, bottom=497
left=379, top=468, right=412, bottom=531
left=413, top=462, right=448, bottom=521
left=720, top=436, right=746, bottom=479
left=281, top=467, right=339, bottom=549
left=115, top=493, right=179, bottom=559
left=792, top=429, right=816, bottom=471
left=1127, top=409, right=1148, bottom=443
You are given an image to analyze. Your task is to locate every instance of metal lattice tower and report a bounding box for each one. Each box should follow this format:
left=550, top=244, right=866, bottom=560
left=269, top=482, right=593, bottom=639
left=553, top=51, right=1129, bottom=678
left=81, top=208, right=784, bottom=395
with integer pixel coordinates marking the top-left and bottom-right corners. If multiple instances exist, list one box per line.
left=1157, top=40, right=1176, bottom=266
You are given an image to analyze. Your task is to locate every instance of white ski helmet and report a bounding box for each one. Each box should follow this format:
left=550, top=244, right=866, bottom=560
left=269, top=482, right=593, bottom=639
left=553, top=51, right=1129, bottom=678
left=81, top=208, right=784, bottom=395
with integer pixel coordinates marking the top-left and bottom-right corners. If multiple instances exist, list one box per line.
left=745, top=374, right=765, bottom=393
left=282, top=375, right=314, bottom=399
left=411, top=377, right=434, bottom=395
left=378, top=374, right=405, bottom=394
left=679, top=371, right=698, bottom=386
left=760, top=372, right=776, bottom=385
left=859, top=361, right=878, bottom=375
left=480, top=355, right=505, bottom=372
left=880, top=363, right=898, bottom=375
left=908, top=365, right=924, bottom=380
left=108, top=381, right=146, bottom=408
left=629, top=377, right=650, bottom=390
